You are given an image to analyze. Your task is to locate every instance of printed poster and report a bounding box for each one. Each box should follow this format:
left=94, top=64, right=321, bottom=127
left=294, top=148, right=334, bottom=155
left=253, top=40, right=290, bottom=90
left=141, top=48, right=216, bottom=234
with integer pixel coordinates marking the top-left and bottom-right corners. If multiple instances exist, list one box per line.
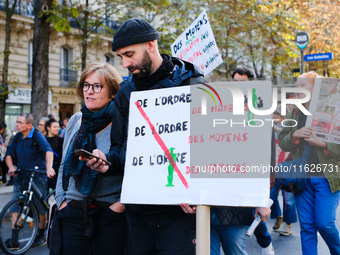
left=306, top=77, right=340, bottom=144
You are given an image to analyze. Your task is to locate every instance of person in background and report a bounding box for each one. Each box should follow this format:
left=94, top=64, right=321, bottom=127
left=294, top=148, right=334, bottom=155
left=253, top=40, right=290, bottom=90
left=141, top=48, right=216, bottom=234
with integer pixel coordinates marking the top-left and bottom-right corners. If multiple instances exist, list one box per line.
left=0, top=124, right=5, bottom=183
left=270, top=106, right=297, bottom=236
left=209, top=67, right=274, bottom=255
left=54, top=62, right=126, bottom=255
left=63, top=118, right=69, bottom=128
left=1, top=123, right=14, bottom=149
left=45, top=118, right=64, bottom=191
left=60, top=118, right=69, bottom=138
left=38, top=117, right=49, bottom=136
left=60, top=121, right=65, bottom=130
left=279, top=71, right=340, bottom=254
left=0, top=127, right=3, bottom=145
left=5, top=113, right=54, bottom=248
left=1, top=123, right=14, bottom=185
left=48, top=114, right=56, bottom=119
left=273, top=107, right=285, bottom=139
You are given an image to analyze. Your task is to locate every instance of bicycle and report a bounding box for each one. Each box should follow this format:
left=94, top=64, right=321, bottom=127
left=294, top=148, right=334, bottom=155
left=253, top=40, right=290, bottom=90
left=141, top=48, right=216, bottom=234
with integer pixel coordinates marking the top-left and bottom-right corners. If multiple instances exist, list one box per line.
left=0, top=167, right=55, bottom=255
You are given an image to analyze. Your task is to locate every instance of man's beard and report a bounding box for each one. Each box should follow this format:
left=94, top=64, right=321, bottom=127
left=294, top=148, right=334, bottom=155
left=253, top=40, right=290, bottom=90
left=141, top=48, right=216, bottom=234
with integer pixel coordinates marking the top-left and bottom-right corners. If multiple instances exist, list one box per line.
left=129, top=50, right=152, bottom=80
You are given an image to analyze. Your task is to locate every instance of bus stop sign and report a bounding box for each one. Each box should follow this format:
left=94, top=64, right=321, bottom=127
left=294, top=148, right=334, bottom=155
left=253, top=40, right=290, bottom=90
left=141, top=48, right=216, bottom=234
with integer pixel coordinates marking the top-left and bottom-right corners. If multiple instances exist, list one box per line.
left=296, top=32, right=309, bottom=50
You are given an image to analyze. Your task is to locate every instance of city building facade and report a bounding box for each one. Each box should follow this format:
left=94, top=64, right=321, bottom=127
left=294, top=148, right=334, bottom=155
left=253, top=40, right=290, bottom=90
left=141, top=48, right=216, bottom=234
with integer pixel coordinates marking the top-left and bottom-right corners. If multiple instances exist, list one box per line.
left=0, top=0, right=127, bottom=131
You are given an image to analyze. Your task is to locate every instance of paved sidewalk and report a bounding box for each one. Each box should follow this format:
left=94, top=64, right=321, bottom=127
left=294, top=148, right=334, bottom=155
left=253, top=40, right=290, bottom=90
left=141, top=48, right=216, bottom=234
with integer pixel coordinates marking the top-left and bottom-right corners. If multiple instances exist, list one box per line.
left=0, top=182, right=14, bottom=195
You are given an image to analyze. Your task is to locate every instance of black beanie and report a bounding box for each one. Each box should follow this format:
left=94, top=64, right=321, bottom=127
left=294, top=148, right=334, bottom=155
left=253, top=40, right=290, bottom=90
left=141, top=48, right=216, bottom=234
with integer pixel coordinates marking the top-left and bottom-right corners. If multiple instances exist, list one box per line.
left=111, top=18, right=160, bottom=51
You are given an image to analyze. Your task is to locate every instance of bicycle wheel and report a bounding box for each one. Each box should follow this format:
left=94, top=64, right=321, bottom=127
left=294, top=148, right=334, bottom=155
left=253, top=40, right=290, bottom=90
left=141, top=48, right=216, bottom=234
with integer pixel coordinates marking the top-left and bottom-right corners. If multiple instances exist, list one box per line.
left=0, top=198, right=39, bottom=255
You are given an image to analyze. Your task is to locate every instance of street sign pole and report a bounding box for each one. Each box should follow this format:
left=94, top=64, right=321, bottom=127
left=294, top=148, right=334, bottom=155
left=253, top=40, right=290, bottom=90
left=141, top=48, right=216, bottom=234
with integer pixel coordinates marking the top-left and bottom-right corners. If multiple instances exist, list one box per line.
left=295, top=32, right=309, bottom=75
left=300, top=49, right=305, bottom=74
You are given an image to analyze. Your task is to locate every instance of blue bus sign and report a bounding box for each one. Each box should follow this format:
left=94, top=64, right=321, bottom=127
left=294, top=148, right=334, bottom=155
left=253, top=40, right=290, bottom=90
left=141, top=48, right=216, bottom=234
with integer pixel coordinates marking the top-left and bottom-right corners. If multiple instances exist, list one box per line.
left=296, top=32, right=309, bottom=49
left=304, top=53, right=333, bottom=62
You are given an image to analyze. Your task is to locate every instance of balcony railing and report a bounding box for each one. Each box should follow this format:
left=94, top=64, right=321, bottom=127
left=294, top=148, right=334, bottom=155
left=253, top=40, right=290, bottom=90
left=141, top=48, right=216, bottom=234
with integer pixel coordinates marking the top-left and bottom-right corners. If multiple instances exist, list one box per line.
left=97, top=18, right=120, bottom=34
left=60, top=68, right=77, bottom=87
left=0, top=0, right=34, bottom=19
left=0, top=0, right=120, bottom=33
left=68, top=17, right=120, bottom=34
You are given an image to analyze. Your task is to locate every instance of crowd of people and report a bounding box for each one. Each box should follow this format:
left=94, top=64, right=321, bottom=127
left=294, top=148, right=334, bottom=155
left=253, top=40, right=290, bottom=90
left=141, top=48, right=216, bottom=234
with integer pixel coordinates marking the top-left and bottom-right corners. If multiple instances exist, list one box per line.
left=0, top=18, right=339, bottom=255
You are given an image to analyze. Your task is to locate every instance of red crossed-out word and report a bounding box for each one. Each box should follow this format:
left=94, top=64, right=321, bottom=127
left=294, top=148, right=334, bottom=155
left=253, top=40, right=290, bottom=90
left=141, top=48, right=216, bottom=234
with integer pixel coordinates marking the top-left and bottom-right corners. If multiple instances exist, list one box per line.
left=135, top=101, right=189, bottom=189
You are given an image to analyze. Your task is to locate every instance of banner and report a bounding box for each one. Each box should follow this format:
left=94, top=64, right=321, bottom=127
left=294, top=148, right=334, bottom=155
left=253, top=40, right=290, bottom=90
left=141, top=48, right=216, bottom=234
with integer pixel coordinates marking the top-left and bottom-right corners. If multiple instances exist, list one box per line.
left=121, top=82, right=273, bottom=207
left=171, top=10, right=223, bottom=76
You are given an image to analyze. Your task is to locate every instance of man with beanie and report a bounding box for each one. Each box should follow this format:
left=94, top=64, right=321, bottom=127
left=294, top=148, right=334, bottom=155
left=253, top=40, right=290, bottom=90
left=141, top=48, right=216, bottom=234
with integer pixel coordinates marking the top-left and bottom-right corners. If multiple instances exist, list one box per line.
left=103, top=18, right=205, bottom=254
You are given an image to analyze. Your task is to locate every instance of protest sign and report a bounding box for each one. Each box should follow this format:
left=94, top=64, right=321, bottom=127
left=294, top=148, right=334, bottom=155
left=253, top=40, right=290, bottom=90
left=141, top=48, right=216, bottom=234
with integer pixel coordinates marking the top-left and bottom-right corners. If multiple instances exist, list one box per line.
left=121, top=82, right=273, bottom=207
left=170, top=10, right=223, bottom=76
left=306, top=77, right=340, bottom=144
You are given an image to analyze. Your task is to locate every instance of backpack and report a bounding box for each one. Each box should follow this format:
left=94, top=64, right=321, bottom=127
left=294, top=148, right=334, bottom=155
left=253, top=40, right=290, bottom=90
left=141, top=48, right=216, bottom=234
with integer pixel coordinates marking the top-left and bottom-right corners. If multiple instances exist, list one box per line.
left=11, top=129, right=43, bottom=166
left=12, top=128, right=42, bottom=151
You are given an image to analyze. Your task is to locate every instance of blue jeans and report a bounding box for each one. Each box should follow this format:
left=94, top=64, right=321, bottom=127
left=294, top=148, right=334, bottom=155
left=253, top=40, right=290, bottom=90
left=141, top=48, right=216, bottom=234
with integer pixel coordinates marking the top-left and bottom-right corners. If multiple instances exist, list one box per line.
left=295, top=177, right=340, bottom=255
left=11, top=175, right=47, bottom=214
left=211, top=224, right=248, bottom=255
left=270, top=184, right=297, bottom=223
left=254, top=221, right=272, bottom=248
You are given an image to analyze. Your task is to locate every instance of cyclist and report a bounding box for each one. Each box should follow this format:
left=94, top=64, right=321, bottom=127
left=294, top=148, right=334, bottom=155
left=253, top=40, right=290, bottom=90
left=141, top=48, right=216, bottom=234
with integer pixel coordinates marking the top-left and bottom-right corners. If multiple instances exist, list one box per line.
left=5, top=113, right=54, bottom=249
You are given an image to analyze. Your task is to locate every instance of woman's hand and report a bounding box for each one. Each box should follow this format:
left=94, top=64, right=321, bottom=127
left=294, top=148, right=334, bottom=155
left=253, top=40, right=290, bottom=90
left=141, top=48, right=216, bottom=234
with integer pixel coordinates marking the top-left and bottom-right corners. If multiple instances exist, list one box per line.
left=291, top=127, right=313, bottom=139
left=80, top=149, right=109, bottom=173
left=109, top=201, right=125, bottom=213
left=59, top=200, right=67, bottom=210
left=305, top=131, right=327, bottom=148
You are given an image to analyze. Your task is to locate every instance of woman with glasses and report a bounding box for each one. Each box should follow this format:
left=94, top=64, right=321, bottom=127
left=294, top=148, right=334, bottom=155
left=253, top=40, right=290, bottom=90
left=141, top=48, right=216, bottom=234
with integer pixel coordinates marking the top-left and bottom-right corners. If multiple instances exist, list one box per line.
left=279, top=72, right=340, bottom=255
left=54, top=62, right=126, bottom=255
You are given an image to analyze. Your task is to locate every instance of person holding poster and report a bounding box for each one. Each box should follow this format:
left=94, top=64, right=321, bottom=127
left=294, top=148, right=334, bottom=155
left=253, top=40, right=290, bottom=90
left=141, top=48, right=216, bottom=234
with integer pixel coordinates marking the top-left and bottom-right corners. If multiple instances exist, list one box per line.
left=107, top=18, right=205, bottom=254
left=54, top=63, right=127, bottom=255
left=279, top=71, right=340, bottom=255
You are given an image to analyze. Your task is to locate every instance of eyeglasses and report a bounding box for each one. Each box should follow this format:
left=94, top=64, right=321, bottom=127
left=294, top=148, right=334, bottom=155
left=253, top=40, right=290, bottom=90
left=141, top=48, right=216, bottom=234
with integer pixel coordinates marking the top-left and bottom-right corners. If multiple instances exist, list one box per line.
left=16, top=121, right=27, bottom=125
left=82, top=82, right=104, bottom=93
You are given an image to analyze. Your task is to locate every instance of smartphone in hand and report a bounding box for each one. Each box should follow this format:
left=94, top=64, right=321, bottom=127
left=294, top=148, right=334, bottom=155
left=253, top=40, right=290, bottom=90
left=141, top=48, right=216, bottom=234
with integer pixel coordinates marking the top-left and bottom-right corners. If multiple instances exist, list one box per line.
left=74, top=149, right=111, bottom=166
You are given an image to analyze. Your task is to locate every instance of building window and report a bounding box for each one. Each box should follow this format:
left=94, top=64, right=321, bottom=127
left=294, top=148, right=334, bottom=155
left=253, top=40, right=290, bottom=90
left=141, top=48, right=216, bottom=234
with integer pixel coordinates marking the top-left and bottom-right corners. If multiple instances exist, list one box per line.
left=28, top=41, right=33, bottom=84
left=105, top=55, right=115, bottom=66
left=5, top=104, right=31, bottom=131
left=60, top=47, right=77, bottom=87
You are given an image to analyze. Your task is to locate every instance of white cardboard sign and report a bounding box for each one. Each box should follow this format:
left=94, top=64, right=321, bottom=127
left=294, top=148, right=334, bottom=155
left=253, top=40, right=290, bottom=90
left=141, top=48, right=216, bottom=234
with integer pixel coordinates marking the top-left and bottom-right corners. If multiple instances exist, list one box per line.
left=171, top=10, right=223, bottom=76
left=121, top=82, right=272, bottom=207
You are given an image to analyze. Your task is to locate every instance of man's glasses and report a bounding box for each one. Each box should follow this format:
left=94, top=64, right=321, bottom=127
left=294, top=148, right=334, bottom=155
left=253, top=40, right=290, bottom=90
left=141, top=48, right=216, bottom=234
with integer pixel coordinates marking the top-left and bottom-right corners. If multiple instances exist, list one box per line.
left=82, top=82, right=104, bottom=93
left=16, top=121, right=27, bottom=125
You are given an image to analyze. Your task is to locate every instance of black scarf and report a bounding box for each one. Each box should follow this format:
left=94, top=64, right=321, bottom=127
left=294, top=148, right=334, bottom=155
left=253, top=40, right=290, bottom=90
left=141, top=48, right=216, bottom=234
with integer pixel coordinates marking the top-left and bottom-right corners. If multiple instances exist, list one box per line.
left=63, top=100, right=114, bottom=196
left=134, top=54, right=174, bottom=91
